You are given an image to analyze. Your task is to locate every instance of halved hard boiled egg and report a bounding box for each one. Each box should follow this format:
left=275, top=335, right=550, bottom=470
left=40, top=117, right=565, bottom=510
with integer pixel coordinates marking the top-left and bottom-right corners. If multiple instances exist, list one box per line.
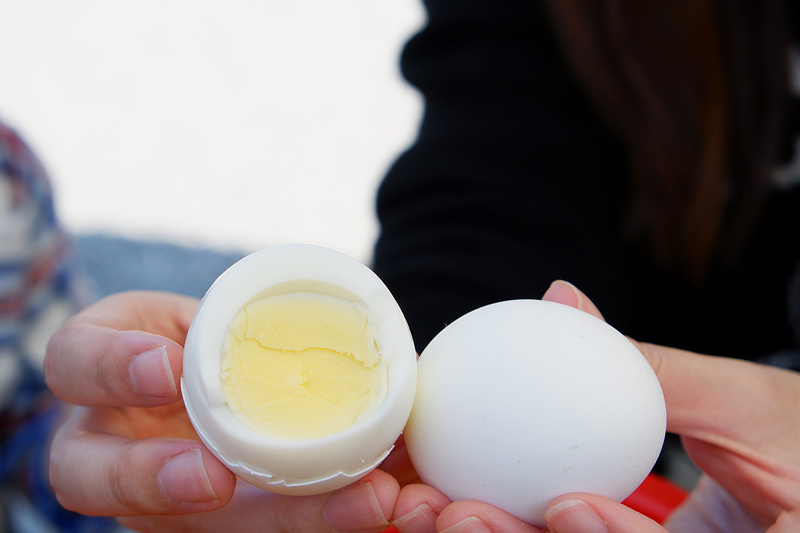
left=181, top=244, right=417, bottom=495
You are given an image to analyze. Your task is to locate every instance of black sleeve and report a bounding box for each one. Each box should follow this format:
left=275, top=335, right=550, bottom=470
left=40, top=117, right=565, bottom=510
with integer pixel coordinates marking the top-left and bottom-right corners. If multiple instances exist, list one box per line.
left=372, top=0, right=634, bottom=351
left=372, top=0, right=800, bottom=359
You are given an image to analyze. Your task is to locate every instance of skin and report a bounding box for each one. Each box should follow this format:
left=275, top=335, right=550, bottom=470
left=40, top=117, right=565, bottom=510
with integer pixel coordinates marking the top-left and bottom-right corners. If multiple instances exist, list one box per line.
left=44, top=283, right=800, bottom=532
left=45, top=291, right=398, bottom=533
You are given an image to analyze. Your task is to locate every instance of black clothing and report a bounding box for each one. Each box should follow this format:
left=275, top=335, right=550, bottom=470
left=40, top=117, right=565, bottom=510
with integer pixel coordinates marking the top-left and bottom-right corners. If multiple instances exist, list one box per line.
left=373, top=0, right=800, bottom=360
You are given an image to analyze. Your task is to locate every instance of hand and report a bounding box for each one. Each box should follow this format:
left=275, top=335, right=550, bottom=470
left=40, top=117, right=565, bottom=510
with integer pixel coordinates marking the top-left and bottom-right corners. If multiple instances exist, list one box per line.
left=389, top=281, right=800, bottom=532
left=45, top=291, right=401, bottom=533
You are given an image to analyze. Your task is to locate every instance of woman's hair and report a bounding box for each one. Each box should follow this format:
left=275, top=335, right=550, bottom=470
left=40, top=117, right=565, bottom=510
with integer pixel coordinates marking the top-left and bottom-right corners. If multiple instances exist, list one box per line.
left=546, top=1, right=789, bottom=281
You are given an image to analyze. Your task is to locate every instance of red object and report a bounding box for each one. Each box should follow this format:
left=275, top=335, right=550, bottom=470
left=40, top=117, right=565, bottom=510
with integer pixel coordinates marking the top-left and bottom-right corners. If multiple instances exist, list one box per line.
left=623, top=472, right=689, bottom=524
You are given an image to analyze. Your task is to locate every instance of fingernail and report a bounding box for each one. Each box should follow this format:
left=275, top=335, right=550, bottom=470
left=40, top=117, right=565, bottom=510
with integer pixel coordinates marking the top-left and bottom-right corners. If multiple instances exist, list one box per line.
left=392, top=503, right=438, bottom=533
left=545, top=500, right=608, bottom=533
left=157, top=449, right=218, bottom=503
left=323, top=482, right=390, bottom=533
left=543, top=280, right=580, bottom=304
left=129, top=346, right=177, bottom=397
left=440, top=517, right=493, bottom=533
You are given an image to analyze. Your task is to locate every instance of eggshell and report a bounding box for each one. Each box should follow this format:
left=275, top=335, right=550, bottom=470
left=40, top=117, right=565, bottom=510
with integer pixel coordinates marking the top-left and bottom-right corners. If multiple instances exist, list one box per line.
left=181, top=244, right=417, bottom=495
left=404, top=299, right=666, bottom=527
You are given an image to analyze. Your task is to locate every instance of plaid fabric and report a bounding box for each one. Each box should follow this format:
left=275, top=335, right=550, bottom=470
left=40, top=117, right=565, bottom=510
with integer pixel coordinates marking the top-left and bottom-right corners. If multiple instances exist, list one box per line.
left=0, top=121, right=117, bottom=532
left=0, top=121, right=82, bottom=405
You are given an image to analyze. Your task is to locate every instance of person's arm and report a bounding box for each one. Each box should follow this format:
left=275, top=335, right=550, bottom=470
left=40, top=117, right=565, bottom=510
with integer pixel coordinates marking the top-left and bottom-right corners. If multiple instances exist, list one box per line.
left=373, top=0, right=800, bottom=361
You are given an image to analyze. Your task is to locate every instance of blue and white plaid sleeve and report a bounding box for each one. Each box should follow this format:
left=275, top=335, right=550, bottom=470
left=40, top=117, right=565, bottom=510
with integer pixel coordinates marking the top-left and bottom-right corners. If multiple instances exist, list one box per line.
left=0, top=120, right=120, bottom=532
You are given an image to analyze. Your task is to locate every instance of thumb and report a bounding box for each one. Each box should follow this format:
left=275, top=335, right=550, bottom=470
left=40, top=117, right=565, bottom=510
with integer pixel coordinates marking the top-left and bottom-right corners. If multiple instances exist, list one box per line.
left=542, top=280, right=605, bottom=320
left=545, top=494, right=666, bottom=533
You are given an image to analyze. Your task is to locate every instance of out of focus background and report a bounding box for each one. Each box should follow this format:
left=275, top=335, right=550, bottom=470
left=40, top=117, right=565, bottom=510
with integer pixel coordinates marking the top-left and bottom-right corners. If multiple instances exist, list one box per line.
left=0, top=0, right=424, bottom=297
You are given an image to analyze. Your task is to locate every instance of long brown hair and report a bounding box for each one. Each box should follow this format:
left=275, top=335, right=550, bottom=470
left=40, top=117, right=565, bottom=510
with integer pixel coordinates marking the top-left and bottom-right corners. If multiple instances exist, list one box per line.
left=546, top=1, right=789, bottom=282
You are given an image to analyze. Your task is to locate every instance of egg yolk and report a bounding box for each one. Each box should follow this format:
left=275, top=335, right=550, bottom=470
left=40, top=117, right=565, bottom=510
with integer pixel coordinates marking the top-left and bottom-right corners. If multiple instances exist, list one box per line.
left=220, top=292, right=387, bottom=440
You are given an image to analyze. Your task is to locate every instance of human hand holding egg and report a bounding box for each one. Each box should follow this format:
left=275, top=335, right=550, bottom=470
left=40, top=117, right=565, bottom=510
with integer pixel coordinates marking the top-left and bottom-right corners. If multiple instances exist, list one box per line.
left=44, top=246, right=800, bottom=533
left=398, top=281, right=800, bottom=533
left=44, top=288, right=404, bottom=533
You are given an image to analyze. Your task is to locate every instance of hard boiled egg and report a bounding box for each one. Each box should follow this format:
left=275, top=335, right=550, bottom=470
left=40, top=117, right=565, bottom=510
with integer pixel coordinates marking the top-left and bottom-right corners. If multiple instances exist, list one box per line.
left=181, top=244, right=417, bottom=495
left=404, top=299, right=666, bottom=527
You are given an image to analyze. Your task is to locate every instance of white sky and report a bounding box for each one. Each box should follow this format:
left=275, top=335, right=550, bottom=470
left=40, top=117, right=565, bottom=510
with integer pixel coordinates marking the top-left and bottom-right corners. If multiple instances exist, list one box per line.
left=0, top=1, right=425, bottom=263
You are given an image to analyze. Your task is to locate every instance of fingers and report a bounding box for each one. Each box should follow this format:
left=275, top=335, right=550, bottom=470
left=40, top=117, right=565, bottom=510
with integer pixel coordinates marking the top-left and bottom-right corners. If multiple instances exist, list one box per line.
left=392, top=483, right=451, bottom=533
left=544, top=494, right=665, bottom=533
left=46, top=326, right=184, bottom=406
left=65, top=290, right=199, bottom=339
left=50, top=412, right=236, bottom=516
left=434, top=500, right=543, bottom=533
left=45, top=289, right=406, bottom=531
left=52, top=402, right=401, bottom=529
left=543, top=280, right=800, bottom=526
left=119, top=470, right=400, bottom=533
left=322, top=472, right=398, bottom=532
left=44, top=290, right=231, bottom=519
left=45, top=291, right=198, bottom=407
left=542, top=280, right=605, bottom=320
left=543, top=280, right=800, bottom=459
left=634, top=341, right=800, bottom=458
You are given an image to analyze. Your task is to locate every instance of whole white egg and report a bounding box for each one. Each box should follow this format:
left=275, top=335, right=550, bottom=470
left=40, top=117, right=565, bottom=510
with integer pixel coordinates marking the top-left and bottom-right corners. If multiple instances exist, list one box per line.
left=182, top=244, right=417, bottom=495
left=404, top=299, right=666, bottom=527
